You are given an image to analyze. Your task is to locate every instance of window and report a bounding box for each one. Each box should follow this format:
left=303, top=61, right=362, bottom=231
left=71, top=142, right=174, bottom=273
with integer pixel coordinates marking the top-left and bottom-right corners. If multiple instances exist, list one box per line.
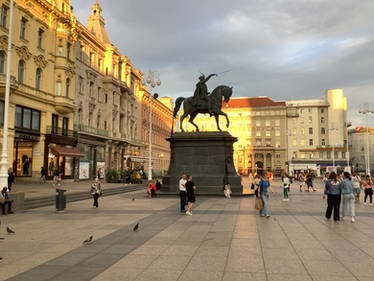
left=321, top=109, right=324, bottom=113
left=321, top=117, right=325, bottom=123
left=89, top=82, right=94, bottom=97
left=0, top=51, right=4, bottom=73
left=342, top=152, right=346, bottom=159
left=67, top=42, right=71, bottom=59
left=256, top=120, right=260, bottom=127
left=275, top=120, right=280, bottom=126
left=62, top=117, right=68, bottom=135
left=247, top=130, right=252, bottom=137
left=77, top=108, right=81, bottom=124
left=79, top=76, right=83, bottom=93
left=275, top=141, right=280, bottom=148
left=256, top=130, right=261, bottom=137
left=308, top=116, right=312, bottom=123
left=90, top=52, right=94, bottom=65
left=265, top=139, right=271, bottom=146
left=20, top=18, right=27, bottom=39
left=1, top=5, right=8, bottom=28
left=319, top=152, right=324, bottom=159
left=56, top=81, right=61, bottom=96
left=98, top=59, right=102, bottom=71
left=275, top=153, right=281, bottom=159
left=14, top=105, right=40, bottom=131
left=308, top=108, right=312, bottom=113
left=52, top=114, right=58, bottom=134
left=38, top=29, right=44, bottom=48
left=309, top=128, right=313, bottom=134
left=104, top=120, right=107, bottom=130
left=309, top=139, right=313, bottom=146
left=18, top=60, right=25, bottom=83
left=334, top=152, right=338, bottom=159
left=265, top=120, right=270, bottom=127
left=292, top=128, right=296, bottom=136
left=0, top=101, right=3, bottom=126
left=256, top=139, right=261, bottom=146
left=275, top=130, right=280, bottom=137
left=327, top=151, right=331, bottom=159
left=300, top=127, right=305, bottom=135
left=265, top=130, right=271, bottom=137
left=97, top=115, right=100, bottom=128
left=35, top=68, right=41, bottom=90
left=58, top=46, right=63, bottom=56
left=66, top=78, right=70, bottom=97
left=309, top=153, right=314, bottom=159
left=300, top=139, right=305, bottom=146
left=255, top=111, right=260, bottom=116
left=300, top=153, right=306, bottom=159
left=321, top=128, right=325, bottom=135
left=105, top=93, right=108, bottom=103
left=322, top=139, right=326, bottom=146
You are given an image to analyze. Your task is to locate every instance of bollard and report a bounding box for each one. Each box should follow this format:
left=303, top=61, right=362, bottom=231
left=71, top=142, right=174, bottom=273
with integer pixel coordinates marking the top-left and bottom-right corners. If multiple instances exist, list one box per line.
left=56, top=189, right=67, bottom=211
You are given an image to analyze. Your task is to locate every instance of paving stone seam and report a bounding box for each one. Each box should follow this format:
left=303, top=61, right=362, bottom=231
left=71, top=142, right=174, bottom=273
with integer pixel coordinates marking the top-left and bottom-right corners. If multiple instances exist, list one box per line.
left=5, top=199, right=205, bottom=281
left=290, top=210, right=361, bottom=281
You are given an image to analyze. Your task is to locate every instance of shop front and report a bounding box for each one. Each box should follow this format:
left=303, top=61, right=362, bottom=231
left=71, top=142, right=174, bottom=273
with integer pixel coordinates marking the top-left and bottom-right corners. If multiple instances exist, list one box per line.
left=12, top=131, right=40, bottom=177
left=77, top=143, right=106, bottom=180
left=44, top=131, right=82, bottom=180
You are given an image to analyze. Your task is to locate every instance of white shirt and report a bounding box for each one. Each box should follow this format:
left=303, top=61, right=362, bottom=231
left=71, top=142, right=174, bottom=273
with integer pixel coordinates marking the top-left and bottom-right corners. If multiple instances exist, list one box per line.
left=179, top=178, right=187, bottom=191
left=283, top=177, right=290, bottom=187
left=352, top=176, right=361, bottom=188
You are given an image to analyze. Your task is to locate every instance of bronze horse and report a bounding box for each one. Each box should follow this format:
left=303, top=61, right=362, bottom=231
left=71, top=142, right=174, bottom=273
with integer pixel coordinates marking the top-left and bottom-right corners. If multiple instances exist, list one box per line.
left=173, top=85, right=233, bottom=132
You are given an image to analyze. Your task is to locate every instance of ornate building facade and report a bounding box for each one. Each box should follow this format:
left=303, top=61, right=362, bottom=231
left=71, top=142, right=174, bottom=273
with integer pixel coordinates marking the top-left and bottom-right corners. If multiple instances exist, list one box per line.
left=0, top=0, right=81, bottom=180
left=74, top=2, right=142, bottom=180
left=181, top=97, right=288, bottom=176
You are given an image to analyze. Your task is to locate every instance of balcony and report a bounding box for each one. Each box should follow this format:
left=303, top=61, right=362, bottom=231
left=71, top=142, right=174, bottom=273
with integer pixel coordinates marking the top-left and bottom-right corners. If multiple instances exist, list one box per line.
left=46, top=126, right=77, bottom=138
left=74, top=124, right=108, bottom=137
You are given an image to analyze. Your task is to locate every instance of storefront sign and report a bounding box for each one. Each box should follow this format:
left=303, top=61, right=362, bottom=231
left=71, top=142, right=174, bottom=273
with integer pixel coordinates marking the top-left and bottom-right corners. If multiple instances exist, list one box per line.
left=79, top=162, right=90, bottom=179
left=15, top=132, right=39, bottom=141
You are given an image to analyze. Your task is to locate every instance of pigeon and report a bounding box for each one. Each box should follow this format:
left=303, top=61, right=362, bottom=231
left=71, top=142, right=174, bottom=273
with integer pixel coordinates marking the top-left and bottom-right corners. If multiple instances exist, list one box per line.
left=133, top=223, right=139, bottom=232
left=132, top=198, right=135, bottom=202
left=83, top=235, right=93, bottom=245
left=6, top=227, right=15, bottom=234
left=0, top=238, right=4, bottom=240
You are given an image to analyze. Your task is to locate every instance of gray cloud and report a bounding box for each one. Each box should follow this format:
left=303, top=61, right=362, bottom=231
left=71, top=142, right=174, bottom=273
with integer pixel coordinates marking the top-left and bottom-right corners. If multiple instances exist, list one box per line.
left=72, top=0, right=374, bottom=125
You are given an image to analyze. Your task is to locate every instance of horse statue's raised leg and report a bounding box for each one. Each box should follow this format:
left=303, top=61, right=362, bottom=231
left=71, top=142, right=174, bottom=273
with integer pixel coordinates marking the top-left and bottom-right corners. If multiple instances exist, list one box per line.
left=189, top=112, right=200, bottom=132
left=180, top=112, right=188, bottom=132
left=214, top=114, right=222, bottom=131
left=217, top=109, right=230, bottom=128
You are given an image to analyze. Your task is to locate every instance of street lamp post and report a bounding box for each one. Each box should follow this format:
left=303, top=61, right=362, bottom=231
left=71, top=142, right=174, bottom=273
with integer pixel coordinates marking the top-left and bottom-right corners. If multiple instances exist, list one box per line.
left=359, top=105, right=374, bottom=176
left=143, top=70, right=161, bottom=181
left=329, top=126, right=338, bottom=172
left=346, top=122, right=352, bottom=171
left=0, top=0, right=14, bottom=189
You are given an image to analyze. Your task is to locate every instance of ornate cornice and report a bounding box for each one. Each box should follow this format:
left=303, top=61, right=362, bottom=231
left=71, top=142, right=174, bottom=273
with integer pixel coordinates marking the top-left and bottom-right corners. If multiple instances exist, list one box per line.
left=34, top=55, right=48, bottom=68
left=0, top=35, right=7, bottom=52
left=65, top=63, right=75, bottom=78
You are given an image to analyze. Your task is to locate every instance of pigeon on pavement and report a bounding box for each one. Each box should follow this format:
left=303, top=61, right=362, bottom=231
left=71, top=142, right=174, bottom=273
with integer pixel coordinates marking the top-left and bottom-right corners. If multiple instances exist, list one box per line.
left=83, top=235, right=93, bottom=245
left=133, top=223, right=139, bottom=232
left=6, top=227, right=15, bottom=234
left=132, top=198, right=135, bottom=202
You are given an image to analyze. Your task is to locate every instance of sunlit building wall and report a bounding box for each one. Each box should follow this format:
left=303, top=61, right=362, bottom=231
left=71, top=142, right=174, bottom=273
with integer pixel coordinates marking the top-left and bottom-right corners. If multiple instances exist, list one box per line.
left=180, top=97, right=287, bottom=176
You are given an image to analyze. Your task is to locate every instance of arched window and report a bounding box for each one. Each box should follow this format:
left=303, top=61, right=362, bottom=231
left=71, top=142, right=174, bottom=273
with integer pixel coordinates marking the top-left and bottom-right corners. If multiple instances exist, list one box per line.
left=18, top=60, right=25, bottom=83
left=35, top=68, right=41, bottom=90
left=0, top=51, right=4, bottom=73
left=66, top=78, right=70, bottom=97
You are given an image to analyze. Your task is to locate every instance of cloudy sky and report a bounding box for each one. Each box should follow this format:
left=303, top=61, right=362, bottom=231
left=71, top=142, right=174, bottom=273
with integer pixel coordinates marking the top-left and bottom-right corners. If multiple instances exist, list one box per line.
left=72, top=0, right=374, bottom=125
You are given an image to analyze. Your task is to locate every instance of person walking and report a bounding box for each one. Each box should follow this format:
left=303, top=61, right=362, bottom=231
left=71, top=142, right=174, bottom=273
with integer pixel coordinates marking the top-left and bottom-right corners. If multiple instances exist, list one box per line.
left=299, top=172, right=305, bottom=192
left=90, top=177, right=102, bottom=208
left=249, top=173, right=254, bottom=190
left=363, top=175, right=374, bottom=206
left=352, top=172, right=362, bottom=203
left=259, top=175, right=274, bottom=218
left=341, top=172, right=355, bottom=222
left=179, top=174, right=187, bottom=213
left=325, top=172, right=342, bottom=222
left=185, top=175, right=196, bottom=216
left=282, top=174, right=290, bottom=201
left=306, top=173, right=316, bottom=192
left=40, top=166, right=46, bottom=184
left=7, top=168, right=15, bottom=192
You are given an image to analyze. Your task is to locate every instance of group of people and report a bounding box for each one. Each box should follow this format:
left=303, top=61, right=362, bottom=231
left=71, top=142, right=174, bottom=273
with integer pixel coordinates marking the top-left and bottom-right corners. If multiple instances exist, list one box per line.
left=146, top=178, right=161, bottom=198
left=294, top=172, right=317, bottom=192
left=179, top=174, right=196, bottom=216
left=324, top=171, right=373, bottom=222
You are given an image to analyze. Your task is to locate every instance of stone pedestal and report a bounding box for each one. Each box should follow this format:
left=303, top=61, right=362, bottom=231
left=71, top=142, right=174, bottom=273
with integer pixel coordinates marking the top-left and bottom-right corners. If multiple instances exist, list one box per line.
left=161, top=132, right=243, bottom=195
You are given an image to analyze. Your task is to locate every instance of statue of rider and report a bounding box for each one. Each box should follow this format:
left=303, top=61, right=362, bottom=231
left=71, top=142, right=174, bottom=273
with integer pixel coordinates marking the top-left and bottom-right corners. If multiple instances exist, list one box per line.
left=193, top=73, right=217, bottom=115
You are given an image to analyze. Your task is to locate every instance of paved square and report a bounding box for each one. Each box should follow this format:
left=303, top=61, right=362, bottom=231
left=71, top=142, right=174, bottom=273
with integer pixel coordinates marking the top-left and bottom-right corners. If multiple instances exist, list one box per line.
left=1, top=181, right=374, bottom=281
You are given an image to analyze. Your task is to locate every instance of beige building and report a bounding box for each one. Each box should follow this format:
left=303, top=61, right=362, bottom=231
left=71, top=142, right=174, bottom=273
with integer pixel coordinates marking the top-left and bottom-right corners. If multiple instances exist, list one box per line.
left=286, top=89, right=348, bottom=176
left=349, top=126, right=374, bottom=174
left=73, top=2, right=143, bottom=180
left=0, top=0, right=80, bottom=180
left=181, top=97, right=288, bottom=176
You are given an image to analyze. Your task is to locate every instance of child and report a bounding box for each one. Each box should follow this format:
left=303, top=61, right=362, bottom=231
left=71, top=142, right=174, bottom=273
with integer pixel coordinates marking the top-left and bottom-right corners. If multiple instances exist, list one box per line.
left=283, top=175, right=290, bottom=201
left=224, top=183, right=232, bottom=198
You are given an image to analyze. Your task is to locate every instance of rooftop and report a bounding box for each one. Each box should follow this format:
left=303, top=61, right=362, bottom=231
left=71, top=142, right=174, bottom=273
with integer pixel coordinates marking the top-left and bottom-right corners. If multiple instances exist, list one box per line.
left=224, top=97, right=286, bottom=108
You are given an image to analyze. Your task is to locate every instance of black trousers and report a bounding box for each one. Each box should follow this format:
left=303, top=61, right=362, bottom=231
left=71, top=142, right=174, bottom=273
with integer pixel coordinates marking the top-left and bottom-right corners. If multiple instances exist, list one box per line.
left=93, top=194, right=99, bottom=208
left=326, top=194, right=341, bottom=221
left=180, top=191, right=186, bottom=211
left=364, top=188, right=373, bottom=203
left=1, top=200, right=12, bottom=214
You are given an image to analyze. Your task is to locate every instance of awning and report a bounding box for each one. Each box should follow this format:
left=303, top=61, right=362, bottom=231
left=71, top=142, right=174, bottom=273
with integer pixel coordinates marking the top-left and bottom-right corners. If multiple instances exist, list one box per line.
left=51, top=146, right=84, bottom=158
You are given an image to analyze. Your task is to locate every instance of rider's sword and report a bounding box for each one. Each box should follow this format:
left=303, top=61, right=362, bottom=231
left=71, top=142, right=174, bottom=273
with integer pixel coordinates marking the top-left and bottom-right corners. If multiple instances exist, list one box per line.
left=216, top=69, right=232, bottom=76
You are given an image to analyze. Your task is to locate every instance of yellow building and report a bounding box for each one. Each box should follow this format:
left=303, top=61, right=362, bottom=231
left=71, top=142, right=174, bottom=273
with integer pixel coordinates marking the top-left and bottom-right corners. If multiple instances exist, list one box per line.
left=0, top=0, right=80, bottom=180
left=181, top=97, right=288, bottom=176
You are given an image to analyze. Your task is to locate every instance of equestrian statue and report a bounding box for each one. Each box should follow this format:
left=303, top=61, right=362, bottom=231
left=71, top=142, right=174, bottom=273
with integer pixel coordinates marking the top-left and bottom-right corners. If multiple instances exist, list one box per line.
left=172, top=73, right=233, bottom=132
